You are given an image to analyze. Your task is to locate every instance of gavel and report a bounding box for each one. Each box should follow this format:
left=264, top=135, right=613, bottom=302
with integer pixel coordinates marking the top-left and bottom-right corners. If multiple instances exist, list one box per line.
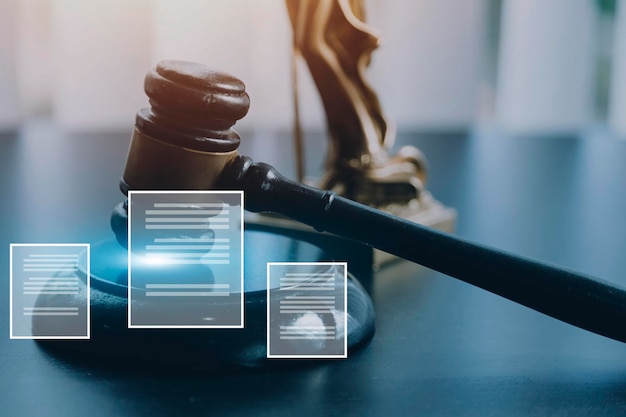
left=114, top=60, right=626, bottom=344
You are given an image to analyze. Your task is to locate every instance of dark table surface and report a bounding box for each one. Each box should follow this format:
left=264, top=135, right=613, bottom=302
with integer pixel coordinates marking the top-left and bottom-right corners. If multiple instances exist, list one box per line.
left=2, top=121, right=626, bottom=416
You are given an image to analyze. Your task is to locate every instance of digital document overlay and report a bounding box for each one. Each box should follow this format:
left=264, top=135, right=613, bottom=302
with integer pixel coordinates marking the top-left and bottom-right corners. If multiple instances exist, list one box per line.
left=128, top=191, right=244, bottom=328
left=267, top=262, right=348, bottom=359
left=10, top=244, right=90, bottom=339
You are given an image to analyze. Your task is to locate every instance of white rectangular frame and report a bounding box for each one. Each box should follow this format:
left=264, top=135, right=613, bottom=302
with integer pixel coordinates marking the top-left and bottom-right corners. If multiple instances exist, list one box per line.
left=127, top=190, right=245, bottom=329
left=267, top=261, right=348, bottom=359
left=9, top=243, right=90, bottom=340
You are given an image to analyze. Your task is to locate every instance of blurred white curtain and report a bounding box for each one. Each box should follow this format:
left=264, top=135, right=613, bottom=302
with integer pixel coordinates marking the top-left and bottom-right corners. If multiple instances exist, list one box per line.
left=50, top=0, right=153, bottom=131
left=23, top=0, right=622, bottom=137
left=14, top=0, right=491, bottom=134
left=609, top=0, right=626, bottom=137
left=368, top=0, right=488, bottom=131
left=17, top=0, right=52, bottom=118
left=496, top=0, right=596, bottom=135
left=0, top=0, right=21, bottom=130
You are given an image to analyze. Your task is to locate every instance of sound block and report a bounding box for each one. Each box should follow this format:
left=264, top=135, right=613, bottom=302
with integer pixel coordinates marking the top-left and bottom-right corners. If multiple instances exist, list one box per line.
left=33, top=230, right=375, bottom=369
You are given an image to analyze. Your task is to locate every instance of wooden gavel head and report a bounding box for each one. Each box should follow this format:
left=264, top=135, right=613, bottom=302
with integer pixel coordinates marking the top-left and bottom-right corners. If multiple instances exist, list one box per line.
left=121, top=60, right=249, bottom=194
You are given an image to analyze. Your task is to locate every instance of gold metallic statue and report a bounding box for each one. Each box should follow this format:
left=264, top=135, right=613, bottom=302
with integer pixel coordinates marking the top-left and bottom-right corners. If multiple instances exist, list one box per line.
left=286, top=0, right=428, bottom=208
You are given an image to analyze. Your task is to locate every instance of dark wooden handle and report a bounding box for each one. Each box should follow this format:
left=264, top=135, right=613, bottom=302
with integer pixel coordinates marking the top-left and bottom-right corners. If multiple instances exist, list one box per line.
left=220, top=155, right=626, bottom=343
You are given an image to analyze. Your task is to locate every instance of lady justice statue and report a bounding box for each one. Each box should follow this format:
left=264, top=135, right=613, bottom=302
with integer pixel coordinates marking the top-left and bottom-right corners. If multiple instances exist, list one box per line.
left=285, top=0, right=436, bottom=215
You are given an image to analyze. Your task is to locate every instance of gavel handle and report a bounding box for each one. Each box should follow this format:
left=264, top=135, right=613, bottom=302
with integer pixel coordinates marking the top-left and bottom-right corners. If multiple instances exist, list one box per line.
left=220, top=156, right=626, bottom=343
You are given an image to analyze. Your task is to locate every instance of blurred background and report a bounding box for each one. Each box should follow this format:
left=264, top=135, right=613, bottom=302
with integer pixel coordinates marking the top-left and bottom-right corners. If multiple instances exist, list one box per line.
left=0, top=0, right=624, bottom=138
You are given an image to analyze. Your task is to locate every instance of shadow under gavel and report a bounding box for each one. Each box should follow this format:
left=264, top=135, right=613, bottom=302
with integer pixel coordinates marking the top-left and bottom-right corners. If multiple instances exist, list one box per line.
left=122, top=60, right=626, bottom=345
